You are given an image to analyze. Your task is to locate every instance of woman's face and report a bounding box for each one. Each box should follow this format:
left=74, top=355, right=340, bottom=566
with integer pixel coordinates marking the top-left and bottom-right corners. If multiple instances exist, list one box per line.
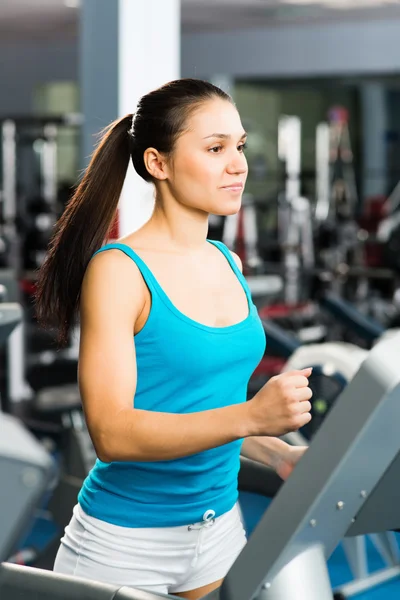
left=167, top=98, right=248, bottom=216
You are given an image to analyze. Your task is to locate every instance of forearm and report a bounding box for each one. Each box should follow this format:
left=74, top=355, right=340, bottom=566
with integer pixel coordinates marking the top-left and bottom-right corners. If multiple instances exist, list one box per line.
left=240, top=436, right=292, bottom=471
left=97, top=403, right=252, bottom=462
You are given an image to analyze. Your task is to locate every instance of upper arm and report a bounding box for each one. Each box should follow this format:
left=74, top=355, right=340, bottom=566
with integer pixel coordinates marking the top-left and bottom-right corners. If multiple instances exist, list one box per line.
left=229, top=251, right=243, bottom=273
left=78, top=250, right=145, bottom=457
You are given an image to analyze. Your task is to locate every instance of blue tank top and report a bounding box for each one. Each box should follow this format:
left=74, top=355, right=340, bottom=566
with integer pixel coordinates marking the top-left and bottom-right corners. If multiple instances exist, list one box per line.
left=78, top=240, right=266, bottom=527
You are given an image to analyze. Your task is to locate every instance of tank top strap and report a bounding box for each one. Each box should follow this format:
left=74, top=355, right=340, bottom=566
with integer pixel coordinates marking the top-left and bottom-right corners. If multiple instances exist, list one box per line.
left=207, top=239, right=253, bottom=306
left=93, top=243, right=160, bottom=295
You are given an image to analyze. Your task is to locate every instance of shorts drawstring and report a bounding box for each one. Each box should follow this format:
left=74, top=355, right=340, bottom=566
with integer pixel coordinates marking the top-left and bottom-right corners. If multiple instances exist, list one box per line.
left=188, top=510, right=216, bottom=568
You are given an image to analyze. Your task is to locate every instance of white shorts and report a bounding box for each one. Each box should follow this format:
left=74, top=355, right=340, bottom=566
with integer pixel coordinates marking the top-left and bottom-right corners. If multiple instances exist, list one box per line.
left=53, top=502, right=247, bottom=595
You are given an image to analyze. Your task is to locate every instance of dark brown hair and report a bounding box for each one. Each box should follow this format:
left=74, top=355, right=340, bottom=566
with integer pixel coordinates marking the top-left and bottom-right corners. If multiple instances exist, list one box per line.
left=35, top=78, right=232, bottom=347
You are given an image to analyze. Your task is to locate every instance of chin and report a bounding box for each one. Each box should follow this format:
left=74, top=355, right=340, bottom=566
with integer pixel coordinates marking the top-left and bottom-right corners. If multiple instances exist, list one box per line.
left=210, top=200, right=242, bottom=217
left=224, top=206, right=242, bottom=217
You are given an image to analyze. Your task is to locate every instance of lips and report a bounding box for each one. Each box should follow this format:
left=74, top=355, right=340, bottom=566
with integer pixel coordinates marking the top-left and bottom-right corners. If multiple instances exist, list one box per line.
left=222, top=183, right=244, bottom=191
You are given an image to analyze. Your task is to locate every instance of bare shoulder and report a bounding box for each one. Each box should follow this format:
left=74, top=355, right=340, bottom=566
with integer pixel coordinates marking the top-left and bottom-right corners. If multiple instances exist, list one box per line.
left=229, top=250, right=243, bottom=273
left=81, top=248, right=146, bottom=317
left=84, top=248, right=144, bottom=289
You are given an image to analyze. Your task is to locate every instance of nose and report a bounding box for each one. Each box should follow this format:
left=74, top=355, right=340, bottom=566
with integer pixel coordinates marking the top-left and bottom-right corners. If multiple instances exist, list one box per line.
left=226, top=151, right=248, bottom=175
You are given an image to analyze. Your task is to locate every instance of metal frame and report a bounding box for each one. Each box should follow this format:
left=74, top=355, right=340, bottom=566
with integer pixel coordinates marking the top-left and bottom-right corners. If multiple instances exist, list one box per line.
left=212, top=331, right=400, bottom=599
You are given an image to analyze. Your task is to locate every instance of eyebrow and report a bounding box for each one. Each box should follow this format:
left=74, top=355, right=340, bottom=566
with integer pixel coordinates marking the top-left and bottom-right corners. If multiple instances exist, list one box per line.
left=203, top=132, right=247, bottom=140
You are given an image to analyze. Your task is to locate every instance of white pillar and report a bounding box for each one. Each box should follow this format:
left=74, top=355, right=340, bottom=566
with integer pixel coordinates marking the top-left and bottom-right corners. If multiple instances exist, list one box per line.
left=80, top=0, right=180, bottom=236
left=118, top=0, right=181, bottom=235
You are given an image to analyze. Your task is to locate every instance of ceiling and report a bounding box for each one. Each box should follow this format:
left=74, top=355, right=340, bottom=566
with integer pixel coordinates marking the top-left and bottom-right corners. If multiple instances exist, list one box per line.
left=0, top=0, right=400, bottom=41
left=0, top=0, right=77, bottom=42
left=184, top=0, right=400, bottom=31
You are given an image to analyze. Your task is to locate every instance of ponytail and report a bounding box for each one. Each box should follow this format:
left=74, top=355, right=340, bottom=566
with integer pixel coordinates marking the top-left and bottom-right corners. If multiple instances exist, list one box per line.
left=35, top=114, right=132, bottom=348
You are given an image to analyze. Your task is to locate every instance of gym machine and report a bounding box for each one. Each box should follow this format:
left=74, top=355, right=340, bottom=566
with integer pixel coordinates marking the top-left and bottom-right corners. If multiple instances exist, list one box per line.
left=0, top=280, right=87, bottom=569
left=257, top=115, right=325, bottom=345
left=0, top=296, right=54, bottom=560
left=218, top=330, right=400, bottom=600
left=222, top=193, right=283, bottom=304
left=1, top=116, right=62, bottom=272
left=0, top=117, right=83, bottom=467
left=0, top=294, right=24, bottom=349
left=0, top=116, right=81, bottom=409
left=0, top=413, right=54, bottom=564
left=275, top=334, right=400, bottom=600
left=315, top=106, right=358, bottom=225
left=253, top=319, right=400, bottom=598
left=261, top=108, right=396, bottom=346
left=222, top=115, right=316, bottom=323
left=277, top=115, right=314, bottom=308
left=313, top=106, right=398, bottom=321
left=376, top=178, right=400, bottom=274
left=1, top=332, right=400, bottom=599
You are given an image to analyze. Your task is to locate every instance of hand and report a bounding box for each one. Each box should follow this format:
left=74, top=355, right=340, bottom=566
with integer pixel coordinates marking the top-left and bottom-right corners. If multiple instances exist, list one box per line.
left=246, top=369, right=313, bottom=437
left=275, top=445, right=308, bottom=481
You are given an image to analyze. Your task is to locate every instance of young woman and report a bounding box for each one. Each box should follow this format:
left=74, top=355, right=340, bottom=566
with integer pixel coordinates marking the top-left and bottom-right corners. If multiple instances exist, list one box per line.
left=35, top=78, right=312, bottom=600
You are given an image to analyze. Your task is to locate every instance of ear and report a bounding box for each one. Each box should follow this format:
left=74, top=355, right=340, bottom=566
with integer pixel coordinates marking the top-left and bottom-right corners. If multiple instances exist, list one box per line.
left=143, top=148, right=169, bottom=181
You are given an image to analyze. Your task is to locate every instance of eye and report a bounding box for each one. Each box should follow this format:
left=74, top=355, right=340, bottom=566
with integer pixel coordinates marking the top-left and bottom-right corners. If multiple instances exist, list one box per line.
left=209, top=146, right=222, bottom=153
left=238, top=142, right=248, bottom=152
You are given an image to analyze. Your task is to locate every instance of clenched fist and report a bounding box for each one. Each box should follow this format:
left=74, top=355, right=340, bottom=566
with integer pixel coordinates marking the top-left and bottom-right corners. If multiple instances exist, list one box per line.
left=246, top=369, right=313, bottom=437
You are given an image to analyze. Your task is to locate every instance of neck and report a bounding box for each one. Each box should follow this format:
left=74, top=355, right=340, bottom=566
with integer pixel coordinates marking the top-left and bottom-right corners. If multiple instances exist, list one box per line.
left=146, top=198, right=210, bottom=253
